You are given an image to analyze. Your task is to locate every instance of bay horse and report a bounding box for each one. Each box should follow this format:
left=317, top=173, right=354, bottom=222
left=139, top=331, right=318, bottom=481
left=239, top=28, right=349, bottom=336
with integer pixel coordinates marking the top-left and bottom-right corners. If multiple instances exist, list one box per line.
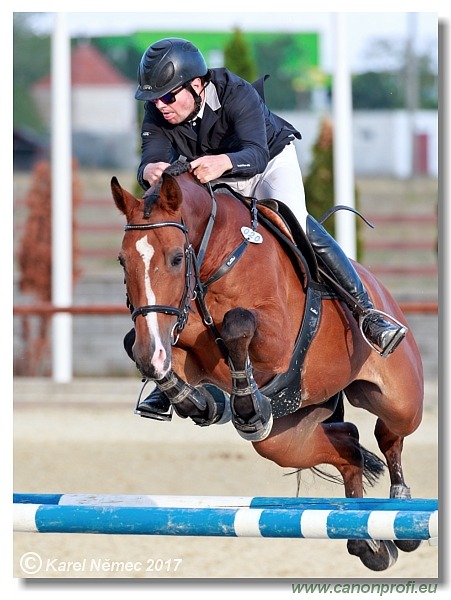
left=111, top=162, right=424, bottom=571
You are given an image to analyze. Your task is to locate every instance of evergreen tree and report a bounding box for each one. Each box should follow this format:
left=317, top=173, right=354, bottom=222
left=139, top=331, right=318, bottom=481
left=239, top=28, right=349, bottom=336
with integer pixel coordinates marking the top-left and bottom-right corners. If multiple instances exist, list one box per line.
left=13, top=14, right=50, bottom=132
left=304, top=117, right=335, bottom=233
left=304, top=117, right=362, bottom=259
left=223, top=28, right=257, bottom=82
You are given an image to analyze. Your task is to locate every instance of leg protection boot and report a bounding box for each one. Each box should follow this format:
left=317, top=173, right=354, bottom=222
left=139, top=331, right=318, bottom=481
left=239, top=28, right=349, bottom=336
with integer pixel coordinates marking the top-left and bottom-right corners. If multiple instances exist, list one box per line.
left=306, top=216, right=407, bottom=357
left=136, top=379, right=231, bottom=425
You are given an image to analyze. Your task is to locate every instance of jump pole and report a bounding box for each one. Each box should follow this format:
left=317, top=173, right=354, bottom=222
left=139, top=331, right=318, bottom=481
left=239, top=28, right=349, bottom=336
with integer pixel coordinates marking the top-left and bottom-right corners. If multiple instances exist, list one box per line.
left=13, top=494, right=438, bottom=542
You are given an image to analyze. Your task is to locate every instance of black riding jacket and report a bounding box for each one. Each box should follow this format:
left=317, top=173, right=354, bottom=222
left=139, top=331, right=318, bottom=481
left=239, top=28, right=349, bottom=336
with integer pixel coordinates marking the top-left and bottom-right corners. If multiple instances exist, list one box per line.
left=137, top=68, right=301, bottom=189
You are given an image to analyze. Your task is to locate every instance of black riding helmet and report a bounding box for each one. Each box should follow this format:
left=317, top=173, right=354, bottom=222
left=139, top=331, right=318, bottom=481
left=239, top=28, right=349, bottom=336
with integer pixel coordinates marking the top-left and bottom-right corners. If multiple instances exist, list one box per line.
left=135, top=38, right=209, bottom=101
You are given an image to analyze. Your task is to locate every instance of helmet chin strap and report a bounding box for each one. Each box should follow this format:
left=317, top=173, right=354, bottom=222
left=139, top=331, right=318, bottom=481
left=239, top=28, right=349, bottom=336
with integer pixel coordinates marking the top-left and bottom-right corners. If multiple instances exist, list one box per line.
left=183, top=82, right=206, bottom=123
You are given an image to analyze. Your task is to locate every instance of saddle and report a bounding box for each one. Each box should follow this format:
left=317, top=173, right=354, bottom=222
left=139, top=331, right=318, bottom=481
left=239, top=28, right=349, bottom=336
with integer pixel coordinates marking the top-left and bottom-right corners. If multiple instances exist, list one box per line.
left=212, top=183, right=336, bottom=418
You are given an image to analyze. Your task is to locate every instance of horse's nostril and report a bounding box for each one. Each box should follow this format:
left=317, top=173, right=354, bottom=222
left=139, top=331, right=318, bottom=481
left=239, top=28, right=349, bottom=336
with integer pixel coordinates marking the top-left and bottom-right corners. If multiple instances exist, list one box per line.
left=157, top=348, right=166, bottom=365
left=151, top=344, right=168, bottom=375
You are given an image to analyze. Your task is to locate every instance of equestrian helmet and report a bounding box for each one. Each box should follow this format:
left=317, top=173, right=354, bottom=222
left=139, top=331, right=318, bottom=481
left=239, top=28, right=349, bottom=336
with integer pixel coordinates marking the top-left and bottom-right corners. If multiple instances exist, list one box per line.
left=135, top=38, right=209, bottom=101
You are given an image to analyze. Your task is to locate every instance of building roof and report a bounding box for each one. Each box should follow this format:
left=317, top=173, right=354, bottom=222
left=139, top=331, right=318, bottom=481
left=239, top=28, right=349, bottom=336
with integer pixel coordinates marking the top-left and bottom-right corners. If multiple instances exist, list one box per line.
left=33, top=42, right=131, bottom=88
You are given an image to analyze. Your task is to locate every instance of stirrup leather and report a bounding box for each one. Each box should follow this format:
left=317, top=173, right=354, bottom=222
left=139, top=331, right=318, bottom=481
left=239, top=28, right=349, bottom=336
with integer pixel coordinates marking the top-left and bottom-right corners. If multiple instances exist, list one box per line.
left=359, top=309, right=407, bottom=358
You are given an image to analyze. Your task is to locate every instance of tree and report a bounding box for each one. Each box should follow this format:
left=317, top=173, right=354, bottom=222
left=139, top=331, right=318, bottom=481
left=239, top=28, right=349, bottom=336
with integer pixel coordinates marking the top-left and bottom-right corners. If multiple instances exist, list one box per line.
left=223, top=28, right=257, bottom=82
left=304, top=118, right=362, bottom=260
left=93, top=37, right=143, bottom=81
left=253, top=35, right=299, bottom=110
left=417, top=52, right=439, bottom=108
left=304, top=117, right=335, bottom=235
left=356, top=37, right=438, bottom=110
left=352, top=71, right=404, bottom=109
left=13, top=13, right=51, bottom=132
left=16, top=160, right=82, bottom=376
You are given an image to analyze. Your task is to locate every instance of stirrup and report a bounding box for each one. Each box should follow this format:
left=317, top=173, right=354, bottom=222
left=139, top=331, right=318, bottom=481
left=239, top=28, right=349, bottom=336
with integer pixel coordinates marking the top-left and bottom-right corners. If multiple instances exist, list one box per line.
left=359, top=309, right=407, bottom=358
left=134, top=379, right=173, bottom=422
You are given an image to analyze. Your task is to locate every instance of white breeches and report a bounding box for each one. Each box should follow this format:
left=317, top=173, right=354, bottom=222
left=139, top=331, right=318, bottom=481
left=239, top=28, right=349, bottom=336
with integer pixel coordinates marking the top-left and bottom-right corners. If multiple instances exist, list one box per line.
left=213, top=143, right=308, bottom=230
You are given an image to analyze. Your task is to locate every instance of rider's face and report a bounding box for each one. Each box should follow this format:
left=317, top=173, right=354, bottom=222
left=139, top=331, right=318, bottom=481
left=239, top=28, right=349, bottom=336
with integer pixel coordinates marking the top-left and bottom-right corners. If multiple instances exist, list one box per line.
left=153, top=78, right=203, bottom=125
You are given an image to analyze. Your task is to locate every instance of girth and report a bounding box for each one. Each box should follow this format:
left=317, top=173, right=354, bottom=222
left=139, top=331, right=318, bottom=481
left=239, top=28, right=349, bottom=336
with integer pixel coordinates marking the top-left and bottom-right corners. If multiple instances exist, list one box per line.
left=251, top=209, right=333, bottom=418
left=260, top=282, right=324, bottom=418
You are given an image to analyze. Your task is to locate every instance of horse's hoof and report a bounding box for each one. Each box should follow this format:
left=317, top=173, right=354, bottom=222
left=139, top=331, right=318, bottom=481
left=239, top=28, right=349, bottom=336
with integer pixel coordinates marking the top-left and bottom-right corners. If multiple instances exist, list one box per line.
left=233, top=411, right=274, bottom=442
left=390, top=484, right=411, bottom=499
left=231, top=391, right=273, bottom=441
left=395, top=539, right=422, bottom=553
left=389, top=486, right=422, bottom=553
left=347, top=539, right=398, bottom=571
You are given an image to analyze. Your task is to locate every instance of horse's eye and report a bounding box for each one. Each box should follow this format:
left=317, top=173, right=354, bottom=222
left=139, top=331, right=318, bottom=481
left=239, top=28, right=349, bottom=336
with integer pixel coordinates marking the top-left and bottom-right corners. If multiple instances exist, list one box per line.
left=117, top=256, right=125, bottom=268
left=171, top=252, right=184, bottom=268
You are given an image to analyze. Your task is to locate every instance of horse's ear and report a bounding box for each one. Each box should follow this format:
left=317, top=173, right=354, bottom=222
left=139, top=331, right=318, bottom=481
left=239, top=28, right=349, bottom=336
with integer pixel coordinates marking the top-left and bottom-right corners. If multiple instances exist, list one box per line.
left=160, top=173, right=183, bottom=213
left=111, top=176, right=140, bottom=218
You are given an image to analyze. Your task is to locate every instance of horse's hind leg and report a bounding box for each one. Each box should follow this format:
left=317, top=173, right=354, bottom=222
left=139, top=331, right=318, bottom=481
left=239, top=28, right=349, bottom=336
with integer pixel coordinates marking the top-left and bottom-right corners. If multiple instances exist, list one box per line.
left=373, top=417, right=421, bottom=553
left=255, top=412, right=397, bottom=571
left=313, top=422, right=399, bottom=571
left=221, top=307, right=273, bottom=442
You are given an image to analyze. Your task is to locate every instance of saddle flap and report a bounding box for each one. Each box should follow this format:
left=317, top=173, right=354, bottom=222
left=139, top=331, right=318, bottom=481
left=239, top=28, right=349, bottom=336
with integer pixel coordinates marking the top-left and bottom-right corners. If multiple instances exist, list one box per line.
left=256, top=199, right=321, bottom=284
left=274, top=200, right=320, bottom=282
left=255, top=202, right=293, bottom=240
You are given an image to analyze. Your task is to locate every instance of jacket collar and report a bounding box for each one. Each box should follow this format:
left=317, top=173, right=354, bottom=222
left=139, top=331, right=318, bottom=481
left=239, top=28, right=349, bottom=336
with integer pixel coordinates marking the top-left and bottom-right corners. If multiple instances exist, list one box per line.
left=189, top=81, right=221, bottom=122
left=204, top=81, right=221, bottom=112
left=183, top=82, right=221, bottom=146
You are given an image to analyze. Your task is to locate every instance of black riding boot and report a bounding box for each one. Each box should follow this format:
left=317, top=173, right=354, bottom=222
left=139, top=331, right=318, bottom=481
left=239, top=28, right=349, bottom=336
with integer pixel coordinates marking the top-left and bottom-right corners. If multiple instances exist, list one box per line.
left=306, top=216, right=407, bottom=357
left=136, top=385, right=171, bottom=417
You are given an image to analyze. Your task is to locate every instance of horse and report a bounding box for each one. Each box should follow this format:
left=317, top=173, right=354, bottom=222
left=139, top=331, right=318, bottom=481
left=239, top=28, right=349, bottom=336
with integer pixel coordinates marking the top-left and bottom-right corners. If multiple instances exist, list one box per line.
left=111, top=162, right=424, bottom=572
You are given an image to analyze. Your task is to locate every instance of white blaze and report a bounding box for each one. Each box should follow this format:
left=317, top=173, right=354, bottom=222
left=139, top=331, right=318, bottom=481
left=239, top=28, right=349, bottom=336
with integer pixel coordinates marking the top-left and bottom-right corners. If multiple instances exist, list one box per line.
left=135, top=236, right=167, bottom=374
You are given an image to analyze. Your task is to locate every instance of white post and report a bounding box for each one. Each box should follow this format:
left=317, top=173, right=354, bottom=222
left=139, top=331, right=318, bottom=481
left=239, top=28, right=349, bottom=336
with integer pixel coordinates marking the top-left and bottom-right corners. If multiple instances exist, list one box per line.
left=406, top=12, right=419, bottom=177
left=332, top=13, right=356, bottom=259
left=51, top=12, right=73, bottom=382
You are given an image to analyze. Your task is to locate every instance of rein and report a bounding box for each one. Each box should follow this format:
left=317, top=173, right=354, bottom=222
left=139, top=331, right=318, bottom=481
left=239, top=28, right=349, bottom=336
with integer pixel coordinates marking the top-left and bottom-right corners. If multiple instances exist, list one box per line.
left=124, top=174, right=258, bottom=352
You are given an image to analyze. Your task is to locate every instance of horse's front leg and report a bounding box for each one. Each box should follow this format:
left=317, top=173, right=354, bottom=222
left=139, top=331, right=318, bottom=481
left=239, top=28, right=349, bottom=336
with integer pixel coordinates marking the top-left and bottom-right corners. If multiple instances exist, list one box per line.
left=153, top=371, right=231, bottom=426
left=221, top=308, right=273, bottom=442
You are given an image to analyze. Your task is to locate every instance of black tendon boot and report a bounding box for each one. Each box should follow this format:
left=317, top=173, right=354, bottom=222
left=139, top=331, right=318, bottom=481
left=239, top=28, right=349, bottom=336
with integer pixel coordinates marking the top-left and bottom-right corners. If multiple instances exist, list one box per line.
left=306, top=216, right=407, bottom=357
left=136, top=378, right=231, bottom=425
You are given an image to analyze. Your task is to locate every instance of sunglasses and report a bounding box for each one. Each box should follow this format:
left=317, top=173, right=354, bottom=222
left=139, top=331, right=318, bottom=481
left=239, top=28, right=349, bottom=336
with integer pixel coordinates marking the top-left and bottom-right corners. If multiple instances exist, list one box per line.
left=150, top=83, right=187, bottom=105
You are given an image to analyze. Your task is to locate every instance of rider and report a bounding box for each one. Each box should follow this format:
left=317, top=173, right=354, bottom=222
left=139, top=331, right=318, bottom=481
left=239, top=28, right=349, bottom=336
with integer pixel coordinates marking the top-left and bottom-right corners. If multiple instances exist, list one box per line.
left=128, top=37, right=407, bottom=415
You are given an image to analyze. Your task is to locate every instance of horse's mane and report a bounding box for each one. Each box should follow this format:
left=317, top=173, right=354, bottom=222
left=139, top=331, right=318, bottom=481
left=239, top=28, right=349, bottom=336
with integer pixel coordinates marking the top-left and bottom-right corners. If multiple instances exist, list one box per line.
left=142, top=160, right=191, bottom=218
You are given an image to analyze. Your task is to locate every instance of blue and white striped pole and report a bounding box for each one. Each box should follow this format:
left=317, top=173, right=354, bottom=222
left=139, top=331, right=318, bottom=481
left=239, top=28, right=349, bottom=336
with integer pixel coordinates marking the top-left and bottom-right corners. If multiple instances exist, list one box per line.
left=14, top=494, right=438, bottom=541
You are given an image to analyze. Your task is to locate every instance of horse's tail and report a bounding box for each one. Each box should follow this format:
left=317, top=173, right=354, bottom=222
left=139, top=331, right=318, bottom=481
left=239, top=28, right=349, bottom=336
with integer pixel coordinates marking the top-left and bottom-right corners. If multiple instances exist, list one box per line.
left=292, top=391, right=386, bottom=493
left=360, top=446, right=386, bottom=487
left=300, top=447, right=385, bottom=489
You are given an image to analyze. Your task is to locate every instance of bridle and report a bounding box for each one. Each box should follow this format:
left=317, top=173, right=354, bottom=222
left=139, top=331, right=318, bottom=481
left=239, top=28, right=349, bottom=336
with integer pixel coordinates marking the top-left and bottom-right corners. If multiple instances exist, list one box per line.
left=123, top=181, right=259, bottom=351
left=124, top=219, right=196, bottom=345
